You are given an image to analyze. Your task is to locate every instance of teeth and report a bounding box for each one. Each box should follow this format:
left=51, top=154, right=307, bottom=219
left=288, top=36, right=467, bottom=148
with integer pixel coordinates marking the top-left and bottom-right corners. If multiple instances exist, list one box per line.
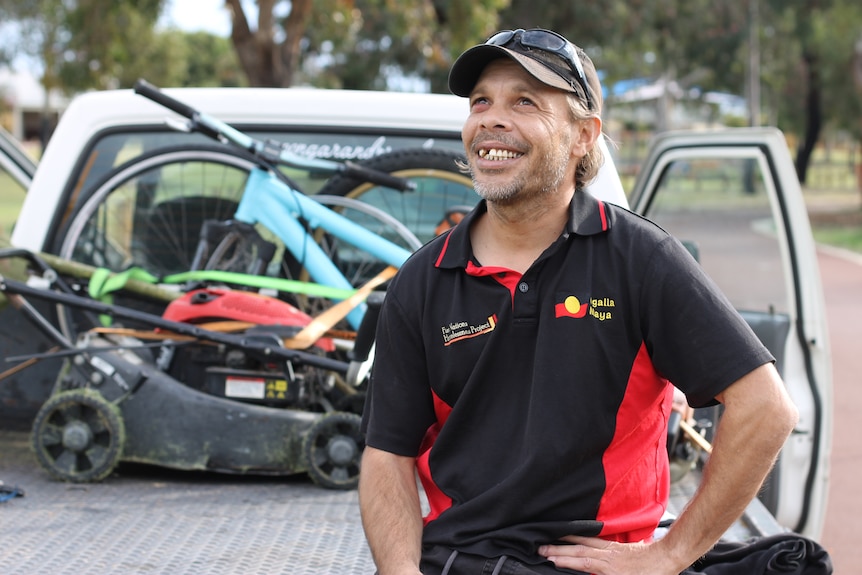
left=478, top=148, right=522, bottom=161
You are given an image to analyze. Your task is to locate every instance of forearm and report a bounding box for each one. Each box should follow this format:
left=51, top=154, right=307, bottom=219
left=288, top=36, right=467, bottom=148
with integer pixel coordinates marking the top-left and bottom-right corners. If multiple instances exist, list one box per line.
left=656, top=363, right=799, bottom=568
left=359, top=446, right=424, bottom=575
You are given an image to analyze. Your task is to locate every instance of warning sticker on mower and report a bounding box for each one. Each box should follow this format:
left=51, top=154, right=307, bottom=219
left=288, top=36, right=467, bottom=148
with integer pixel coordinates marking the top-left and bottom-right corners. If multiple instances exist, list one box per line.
left=265, top=379, right=288, bottom=399
left=225, top=377, right=266, bottom=399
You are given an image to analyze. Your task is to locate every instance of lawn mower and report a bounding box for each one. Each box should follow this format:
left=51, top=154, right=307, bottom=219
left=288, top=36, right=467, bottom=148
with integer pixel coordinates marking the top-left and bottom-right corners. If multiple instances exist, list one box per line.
left=0, top=248, right=386, bottom=490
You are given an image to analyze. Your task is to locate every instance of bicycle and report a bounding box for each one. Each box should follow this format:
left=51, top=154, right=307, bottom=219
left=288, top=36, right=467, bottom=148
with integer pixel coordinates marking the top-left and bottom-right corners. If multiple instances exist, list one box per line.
left=56, top=80, right=475, bottom=334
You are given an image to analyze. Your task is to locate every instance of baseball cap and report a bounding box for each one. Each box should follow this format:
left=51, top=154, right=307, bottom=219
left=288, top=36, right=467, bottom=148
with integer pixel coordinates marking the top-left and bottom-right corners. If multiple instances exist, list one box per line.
left=448, top=28, right=595, bottom=111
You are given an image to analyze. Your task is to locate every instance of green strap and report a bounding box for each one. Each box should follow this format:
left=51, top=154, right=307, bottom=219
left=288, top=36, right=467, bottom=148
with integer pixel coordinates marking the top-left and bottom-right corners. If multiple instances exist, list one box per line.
left=161, top=270, right=357, bottom=300
left=89, top=267, right=160, bottom=300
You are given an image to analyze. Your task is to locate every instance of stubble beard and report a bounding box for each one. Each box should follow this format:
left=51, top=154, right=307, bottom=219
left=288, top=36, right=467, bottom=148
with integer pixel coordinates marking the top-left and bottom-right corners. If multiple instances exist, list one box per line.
left=470, top=134, right=572, bottom=206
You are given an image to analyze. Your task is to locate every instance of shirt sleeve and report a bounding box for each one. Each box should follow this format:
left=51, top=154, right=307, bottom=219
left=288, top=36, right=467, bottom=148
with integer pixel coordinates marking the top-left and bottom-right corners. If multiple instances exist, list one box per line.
left=638, top=235, right=775, bottom=408
left=361, top=280, right=437, bottom=456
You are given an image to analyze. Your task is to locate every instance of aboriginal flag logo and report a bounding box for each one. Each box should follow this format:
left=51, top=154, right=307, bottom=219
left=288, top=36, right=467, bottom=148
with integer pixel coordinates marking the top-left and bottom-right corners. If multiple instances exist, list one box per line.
left=555, top=295, right=588, bottom=318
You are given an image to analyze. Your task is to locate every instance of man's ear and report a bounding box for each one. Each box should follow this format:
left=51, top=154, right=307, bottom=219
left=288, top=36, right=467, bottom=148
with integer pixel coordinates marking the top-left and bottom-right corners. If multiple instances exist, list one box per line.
left=572, top=116, right=602, bottom=157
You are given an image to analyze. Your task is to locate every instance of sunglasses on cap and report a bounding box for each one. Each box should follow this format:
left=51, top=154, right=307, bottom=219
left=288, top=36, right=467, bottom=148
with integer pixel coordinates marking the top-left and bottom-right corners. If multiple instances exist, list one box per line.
left=485, top=28, right=594, bottom=111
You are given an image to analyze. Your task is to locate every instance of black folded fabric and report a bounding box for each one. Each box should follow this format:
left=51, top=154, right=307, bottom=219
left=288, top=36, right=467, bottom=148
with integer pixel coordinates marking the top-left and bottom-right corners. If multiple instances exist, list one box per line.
left=683, top=533, right=832, bottom=575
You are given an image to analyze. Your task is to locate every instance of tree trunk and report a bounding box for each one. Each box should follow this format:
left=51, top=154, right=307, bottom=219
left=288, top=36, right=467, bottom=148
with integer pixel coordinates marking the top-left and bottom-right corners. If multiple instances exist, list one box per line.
left=794, top=51, right=822, bottom=185
left=227, top=0, right=312, bottom=88
left=227, top=0, right=278, bottom=87
left=279, top=0, right=312, bottom=88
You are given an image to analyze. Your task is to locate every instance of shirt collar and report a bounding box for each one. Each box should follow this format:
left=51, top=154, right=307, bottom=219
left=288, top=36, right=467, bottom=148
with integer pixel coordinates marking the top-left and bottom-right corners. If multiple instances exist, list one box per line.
left=434, top=190, right=612, bottom=270
left=567, top=187, right=611, bottom=236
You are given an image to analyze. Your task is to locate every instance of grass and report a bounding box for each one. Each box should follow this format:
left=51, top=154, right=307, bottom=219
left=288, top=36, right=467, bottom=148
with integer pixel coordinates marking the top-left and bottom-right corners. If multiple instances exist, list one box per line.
left=0, top=171, right=27, bottom=238
left=811, top=226, right=862, bottom=253
left=806, top=187, right=862, bottom=253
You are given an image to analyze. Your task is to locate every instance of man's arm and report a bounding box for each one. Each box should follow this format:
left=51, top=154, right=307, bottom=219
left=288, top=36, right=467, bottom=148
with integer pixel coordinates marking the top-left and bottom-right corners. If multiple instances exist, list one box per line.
left=539, top=362, right=799, bottom=574
left=359, top=446, right=424, bottom=575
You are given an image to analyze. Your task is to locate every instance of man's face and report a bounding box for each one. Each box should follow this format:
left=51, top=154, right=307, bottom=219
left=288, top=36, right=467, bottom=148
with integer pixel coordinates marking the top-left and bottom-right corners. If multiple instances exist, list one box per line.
left=461, top=58, right=584, bottom=205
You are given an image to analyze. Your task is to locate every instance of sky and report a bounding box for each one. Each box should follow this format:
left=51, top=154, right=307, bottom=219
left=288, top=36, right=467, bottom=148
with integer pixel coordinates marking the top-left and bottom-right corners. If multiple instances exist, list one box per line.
left=157, top=0, right=234, bottom=36
left=1, top=0, right=235, bottom=73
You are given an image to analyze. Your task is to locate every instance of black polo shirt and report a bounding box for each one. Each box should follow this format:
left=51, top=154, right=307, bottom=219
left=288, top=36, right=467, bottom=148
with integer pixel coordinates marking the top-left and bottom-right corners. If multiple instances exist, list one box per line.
left=363, top=190, right=773, bottom=564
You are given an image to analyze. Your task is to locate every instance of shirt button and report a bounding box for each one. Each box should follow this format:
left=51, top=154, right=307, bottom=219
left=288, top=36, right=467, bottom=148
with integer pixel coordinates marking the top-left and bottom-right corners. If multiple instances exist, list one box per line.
left=518, top=282, right=529, bottom=293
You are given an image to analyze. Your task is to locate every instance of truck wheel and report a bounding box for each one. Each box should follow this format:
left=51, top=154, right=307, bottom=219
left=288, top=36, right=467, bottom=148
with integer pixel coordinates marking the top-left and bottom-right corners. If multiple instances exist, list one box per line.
left=317, top=148, right=475, bottom=246
left=31, top=389, right=125, bottom=483
left=302, top=411, right=364, bottom=490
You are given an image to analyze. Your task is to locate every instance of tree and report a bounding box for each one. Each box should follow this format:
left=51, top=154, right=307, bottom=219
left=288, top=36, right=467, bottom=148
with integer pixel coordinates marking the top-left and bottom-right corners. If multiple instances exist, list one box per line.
left=57, top=0, right=178, bottom=91
left=813, top=2, right=862, bottom=192
left=0, top=0, right=246, bottom=96
left=761, top=0, right=826, bottom=184
left=180, top=31, right=245, bottom=88
left=227, top=0, right=312, bottom=87
left=225, top=0, right=508, bottom=92
left=0, top=0, right=178, bottom=93
left=499, top=0, right=750, bottom=129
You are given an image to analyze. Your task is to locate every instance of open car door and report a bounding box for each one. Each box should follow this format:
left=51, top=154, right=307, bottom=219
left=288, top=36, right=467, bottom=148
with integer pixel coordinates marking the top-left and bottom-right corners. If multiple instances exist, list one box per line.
left=629, top=127, right=832, bottom=539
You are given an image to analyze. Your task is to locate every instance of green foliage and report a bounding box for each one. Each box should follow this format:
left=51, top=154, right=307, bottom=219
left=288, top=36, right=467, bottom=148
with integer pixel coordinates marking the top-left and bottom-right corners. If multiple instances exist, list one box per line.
left=240, top=0, right=507, bottom=92
left=500, top=0, right=750, bottom=95
left=57, top=1, right=172, bottom=90
left=811, top=3, right=862, bottom=141
left=177, top=32, right=245, bottom=88
left=1, top=0, right=860, bottom=158
left=497, top=0, right=862, bottom=160
left=0, top=0, right=244, bottom=91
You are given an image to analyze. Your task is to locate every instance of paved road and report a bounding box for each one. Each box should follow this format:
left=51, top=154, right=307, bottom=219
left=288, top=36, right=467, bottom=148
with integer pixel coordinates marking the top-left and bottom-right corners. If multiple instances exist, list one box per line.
left=816, top=246, right=862, bottom=574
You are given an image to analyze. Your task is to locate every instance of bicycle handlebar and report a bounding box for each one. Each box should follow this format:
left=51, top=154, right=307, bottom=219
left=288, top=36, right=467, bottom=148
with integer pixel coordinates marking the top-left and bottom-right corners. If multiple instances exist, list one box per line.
left=134, top=79, right=197, bottom=120
left=135, top=78, right=258, bottom=151
left=133, top=78, right=415, bottom=192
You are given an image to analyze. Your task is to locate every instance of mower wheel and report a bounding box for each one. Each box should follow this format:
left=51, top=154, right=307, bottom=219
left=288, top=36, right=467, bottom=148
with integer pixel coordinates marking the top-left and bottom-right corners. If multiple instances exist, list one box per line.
left=31, top=389, right=125, bottom=483
left=302, top=411, right=364, bottom=490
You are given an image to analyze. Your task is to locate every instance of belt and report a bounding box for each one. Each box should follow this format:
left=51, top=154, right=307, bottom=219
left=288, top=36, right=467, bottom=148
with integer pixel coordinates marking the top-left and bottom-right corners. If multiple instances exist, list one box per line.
left=442, top=550, right=507, bottom=575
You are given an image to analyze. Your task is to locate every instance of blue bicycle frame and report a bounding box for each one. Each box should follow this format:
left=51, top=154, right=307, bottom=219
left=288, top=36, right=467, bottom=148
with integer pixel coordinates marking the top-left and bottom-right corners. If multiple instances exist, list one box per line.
left=134, top=79, right=415, bottom=329
left=235, top=168, right=411, bottom=327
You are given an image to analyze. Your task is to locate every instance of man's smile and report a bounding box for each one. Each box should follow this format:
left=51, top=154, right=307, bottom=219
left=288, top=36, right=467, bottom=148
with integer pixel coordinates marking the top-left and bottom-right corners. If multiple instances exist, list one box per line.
left=477, top=147, right=524, bottom=161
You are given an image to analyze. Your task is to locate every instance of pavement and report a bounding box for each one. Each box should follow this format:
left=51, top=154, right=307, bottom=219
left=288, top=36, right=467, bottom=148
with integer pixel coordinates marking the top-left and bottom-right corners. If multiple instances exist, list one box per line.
left=789, top=190, right=862, bottom=574
left=813, top=244, right=862, bottom=574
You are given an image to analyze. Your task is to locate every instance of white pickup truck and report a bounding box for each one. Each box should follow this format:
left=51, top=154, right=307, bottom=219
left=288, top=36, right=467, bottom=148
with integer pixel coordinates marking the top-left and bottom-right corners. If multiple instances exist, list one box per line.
left=0, top=86, right=831, bottom=541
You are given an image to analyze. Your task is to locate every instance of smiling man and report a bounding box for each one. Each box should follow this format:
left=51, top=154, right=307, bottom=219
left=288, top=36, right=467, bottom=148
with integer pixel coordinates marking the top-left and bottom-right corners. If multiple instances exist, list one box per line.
left=358, top=28, right=798, bottom=575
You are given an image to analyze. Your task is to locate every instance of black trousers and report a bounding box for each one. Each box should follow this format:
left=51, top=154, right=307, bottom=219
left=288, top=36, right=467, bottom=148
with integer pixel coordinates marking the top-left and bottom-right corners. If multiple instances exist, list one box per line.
left=406, top=533, right=832, bottom=575
left=418, top=545, right=588, bottom=575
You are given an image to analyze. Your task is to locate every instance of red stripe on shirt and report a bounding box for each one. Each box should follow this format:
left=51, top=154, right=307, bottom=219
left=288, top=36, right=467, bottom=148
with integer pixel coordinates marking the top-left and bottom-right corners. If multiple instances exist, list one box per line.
left=417, top=390, right=454, bottom=524
left=596, top=342, right=673, bottom=542
left=598, top=200, right=608, bottom=231
left=434, top=231, right=454, bottom=268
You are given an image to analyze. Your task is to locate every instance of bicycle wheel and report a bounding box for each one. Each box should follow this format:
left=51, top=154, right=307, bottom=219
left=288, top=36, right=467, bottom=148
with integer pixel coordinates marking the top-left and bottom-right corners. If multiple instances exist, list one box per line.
left=54, top=144, right=422, bottom=336
left=54, top=145, right=254, bottom=338
left=57, top=144, right=256, bottom=277
left=316, top=148, right=476, bottom=245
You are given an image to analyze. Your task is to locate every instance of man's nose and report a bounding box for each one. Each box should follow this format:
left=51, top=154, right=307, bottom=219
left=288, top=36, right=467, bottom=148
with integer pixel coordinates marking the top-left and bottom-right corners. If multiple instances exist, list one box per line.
left=478, top=107, right=511, bottom=131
